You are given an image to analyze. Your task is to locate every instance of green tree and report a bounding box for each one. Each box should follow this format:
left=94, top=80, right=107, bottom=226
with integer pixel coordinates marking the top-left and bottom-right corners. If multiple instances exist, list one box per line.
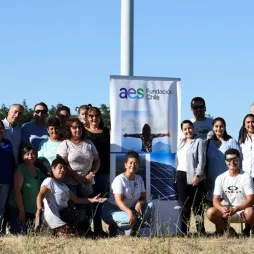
left=0, top=104, right=8, bottom=119
left=99, top=104, right=110, bottom=128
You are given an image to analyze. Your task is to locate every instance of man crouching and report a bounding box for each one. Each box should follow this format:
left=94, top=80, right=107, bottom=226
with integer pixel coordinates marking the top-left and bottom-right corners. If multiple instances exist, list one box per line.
left=207, top=148, right=254, bottom=235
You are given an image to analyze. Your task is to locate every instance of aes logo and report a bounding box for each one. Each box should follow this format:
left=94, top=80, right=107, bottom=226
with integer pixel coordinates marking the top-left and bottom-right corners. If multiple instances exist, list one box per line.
left=119, top=88, right=144, bottom=99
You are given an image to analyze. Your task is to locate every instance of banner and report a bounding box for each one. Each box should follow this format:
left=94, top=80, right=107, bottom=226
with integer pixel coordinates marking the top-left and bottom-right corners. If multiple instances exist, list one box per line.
left=110, top=75, right=181, bottom=235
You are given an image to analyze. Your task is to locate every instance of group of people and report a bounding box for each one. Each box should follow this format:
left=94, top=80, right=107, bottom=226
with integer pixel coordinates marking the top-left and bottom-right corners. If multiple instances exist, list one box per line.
left=176, top=97, right=254, bottom=236
left=1, top=97, right=254, bottom=238
left=0, top=102, right=153, bottom=237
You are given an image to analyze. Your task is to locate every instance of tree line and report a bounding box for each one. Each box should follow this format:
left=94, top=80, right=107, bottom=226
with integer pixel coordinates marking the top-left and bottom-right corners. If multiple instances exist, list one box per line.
left=0, top=100, right=111, bottom=127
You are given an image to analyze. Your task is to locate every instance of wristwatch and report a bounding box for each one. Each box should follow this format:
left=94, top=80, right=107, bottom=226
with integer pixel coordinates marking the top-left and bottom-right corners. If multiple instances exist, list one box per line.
left=196, top=175, right=200, bottom=178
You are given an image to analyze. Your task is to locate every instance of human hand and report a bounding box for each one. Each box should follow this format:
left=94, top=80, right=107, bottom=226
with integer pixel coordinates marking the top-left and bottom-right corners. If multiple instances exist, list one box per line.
left=220, top=207, right=230, bottom=218
left=229, top=207, right=238, bottom=217
left=128, top=211, right=137, bottom=226
left=135, top=202, right=143, bottom=215
left=192, top=177, right=200, bottom=186
left=85, top=172, right=94, bottom=183
left=92, top=194, right=106, bottom=203
left=18, top=210, right=26, bottom=223
left=36, top=208, right=43, bottom=218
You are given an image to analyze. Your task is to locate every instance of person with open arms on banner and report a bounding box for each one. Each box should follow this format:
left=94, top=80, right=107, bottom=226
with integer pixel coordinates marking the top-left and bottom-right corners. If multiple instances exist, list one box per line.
left=176, top=120, right=207, bottom=235
left=207, top=148, right=254, bottom=236
left=102, top=151, right=154, bottom=236
left=123, top=123, right=170, bottom=152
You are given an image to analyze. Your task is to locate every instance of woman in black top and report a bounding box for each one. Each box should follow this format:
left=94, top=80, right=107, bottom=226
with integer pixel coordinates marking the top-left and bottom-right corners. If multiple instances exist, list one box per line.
left=85, top=106, right=110, bottom=236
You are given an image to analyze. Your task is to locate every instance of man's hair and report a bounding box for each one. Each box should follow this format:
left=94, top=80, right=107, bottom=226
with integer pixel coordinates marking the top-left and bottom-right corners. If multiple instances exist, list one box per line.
left=190, top=97, right=206, bottom=108
left=9, top=104, right=24, bottom=112
left=224, top=148, right=240, bottom=159
left=51, top=157, right=68, bottom=169
left=47, top=117, right=60, bottom=127
left=34, top=102, right=48, bottom=112
left=56, top=105, right=71, bottom=116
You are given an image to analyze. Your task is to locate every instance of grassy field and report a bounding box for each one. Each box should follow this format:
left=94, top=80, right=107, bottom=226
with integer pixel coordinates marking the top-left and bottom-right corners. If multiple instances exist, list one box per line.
left=0, top=217, right=252, bottom=254
left=1, top=235, right=254, bottom=254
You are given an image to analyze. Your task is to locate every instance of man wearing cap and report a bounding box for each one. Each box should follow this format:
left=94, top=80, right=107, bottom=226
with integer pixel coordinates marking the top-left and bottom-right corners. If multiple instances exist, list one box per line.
left=207, top=148, right=254, bottom=235
left=190, top=97, right=213, bottom=140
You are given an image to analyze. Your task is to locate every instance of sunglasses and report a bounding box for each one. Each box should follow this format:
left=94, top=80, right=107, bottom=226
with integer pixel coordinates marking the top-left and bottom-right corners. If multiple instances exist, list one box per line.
left=225, top=157, right=239, bottom=163
left=191, top=105, right=205, bottom=110
left=88, top=114, right=99, bottom=118
left=34, top=110, right=47, bottom=114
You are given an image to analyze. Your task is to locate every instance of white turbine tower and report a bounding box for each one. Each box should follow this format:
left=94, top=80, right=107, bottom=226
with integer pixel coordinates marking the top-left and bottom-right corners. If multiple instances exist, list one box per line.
left=121, top=0, right=134, bottom=76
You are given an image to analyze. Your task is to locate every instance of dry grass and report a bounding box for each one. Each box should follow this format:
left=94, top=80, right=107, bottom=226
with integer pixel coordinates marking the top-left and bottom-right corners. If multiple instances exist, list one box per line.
left=1, top=235, right=254, bottom=254
left=0, top=216, right=252, bottom=254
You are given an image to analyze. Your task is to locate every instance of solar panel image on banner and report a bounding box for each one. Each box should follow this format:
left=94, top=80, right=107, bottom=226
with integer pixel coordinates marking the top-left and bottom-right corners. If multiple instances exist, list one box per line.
left=150, top=160, right=177, bottom=200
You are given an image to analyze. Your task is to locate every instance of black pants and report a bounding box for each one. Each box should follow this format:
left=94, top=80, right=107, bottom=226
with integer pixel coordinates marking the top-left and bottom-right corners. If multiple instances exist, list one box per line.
left=176, top=171, right=206, bottom=234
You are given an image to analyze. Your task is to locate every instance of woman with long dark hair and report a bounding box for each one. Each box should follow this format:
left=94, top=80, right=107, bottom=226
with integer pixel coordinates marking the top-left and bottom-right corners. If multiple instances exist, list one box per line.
left=205, top=117, right=240, bottom=202
left=123, top=123, right=169, bottom=152
left=239, top=114, right=254, bottom=236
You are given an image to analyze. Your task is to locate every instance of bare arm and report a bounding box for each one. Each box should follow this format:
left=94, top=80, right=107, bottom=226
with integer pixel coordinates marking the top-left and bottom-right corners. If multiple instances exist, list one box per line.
left=69, top=191, right=105, bottom=204
left=13, top=168, right=25, bottom=221
left=230, top=195, right=254, bottom=216
left=36, top=185, right=51, bottom=217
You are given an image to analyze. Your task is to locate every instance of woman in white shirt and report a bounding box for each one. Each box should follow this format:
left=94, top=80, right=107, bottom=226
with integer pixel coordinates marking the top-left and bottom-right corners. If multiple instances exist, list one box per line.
left=239, top=113, right=254, bottom=236
left=239, top=114, right=254, bottom=177
left=102, top=151, right=154, bottom=236
left=36, top=158, right=104, bottom=237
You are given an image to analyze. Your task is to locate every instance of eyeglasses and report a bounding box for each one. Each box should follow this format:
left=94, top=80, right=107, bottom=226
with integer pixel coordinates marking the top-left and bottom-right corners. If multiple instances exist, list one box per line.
left=34, top=110, right=48, bottom=114
left=191, top=105, right=205, bottom=110
left=88, top=114, right=99, bottom=118
left=225, top=157, right=239, bottom=163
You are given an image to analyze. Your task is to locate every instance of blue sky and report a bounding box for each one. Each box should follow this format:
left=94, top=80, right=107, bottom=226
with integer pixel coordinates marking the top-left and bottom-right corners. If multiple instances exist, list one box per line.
left=1, top=1, right=253, bottom=139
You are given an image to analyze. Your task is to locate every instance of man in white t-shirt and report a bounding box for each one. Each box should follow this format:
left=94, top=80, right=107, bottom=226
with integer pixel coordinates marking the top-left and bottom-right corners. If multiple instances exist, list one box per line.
left=190, top=97, right=213, bottom=140
left=207, top=148, right=254, bottom=234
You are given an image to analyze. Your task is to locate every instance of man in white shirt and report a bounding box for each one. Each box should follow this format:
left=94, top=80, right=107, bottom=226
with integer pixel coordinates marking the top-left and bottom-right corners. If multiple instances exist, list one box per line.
left=2, top=104, right=24, bottom=164
left=190, top=97, right=213, bottom=140
left=207, top=148, right=254, bottom=234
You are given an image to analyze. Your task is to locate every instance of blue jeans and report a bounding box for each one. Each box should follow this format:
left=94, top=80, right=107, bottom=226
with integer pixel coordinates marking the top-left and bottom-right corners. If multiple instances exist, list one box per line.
left=93, top=173, right=109, bottom=233
left=102, top=201, right=154, bottom=235
left=0, top=184, right=10, bottom=232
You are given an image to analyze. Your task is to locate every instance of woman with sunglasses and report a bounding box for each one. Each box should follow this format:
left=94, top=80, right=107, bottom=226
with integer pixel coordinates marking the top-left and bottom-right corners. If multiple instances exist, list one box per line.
left=205, top=117, right=240, bottom=203
left=8, top=146, right=45, bottom=234
left=176, top=120, right=206, bottom=235
left=102, top=151, right=154, bottom=236
left=85, top=106, right=110, bottom=236
left=239, top=113, right=254, bottom=236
